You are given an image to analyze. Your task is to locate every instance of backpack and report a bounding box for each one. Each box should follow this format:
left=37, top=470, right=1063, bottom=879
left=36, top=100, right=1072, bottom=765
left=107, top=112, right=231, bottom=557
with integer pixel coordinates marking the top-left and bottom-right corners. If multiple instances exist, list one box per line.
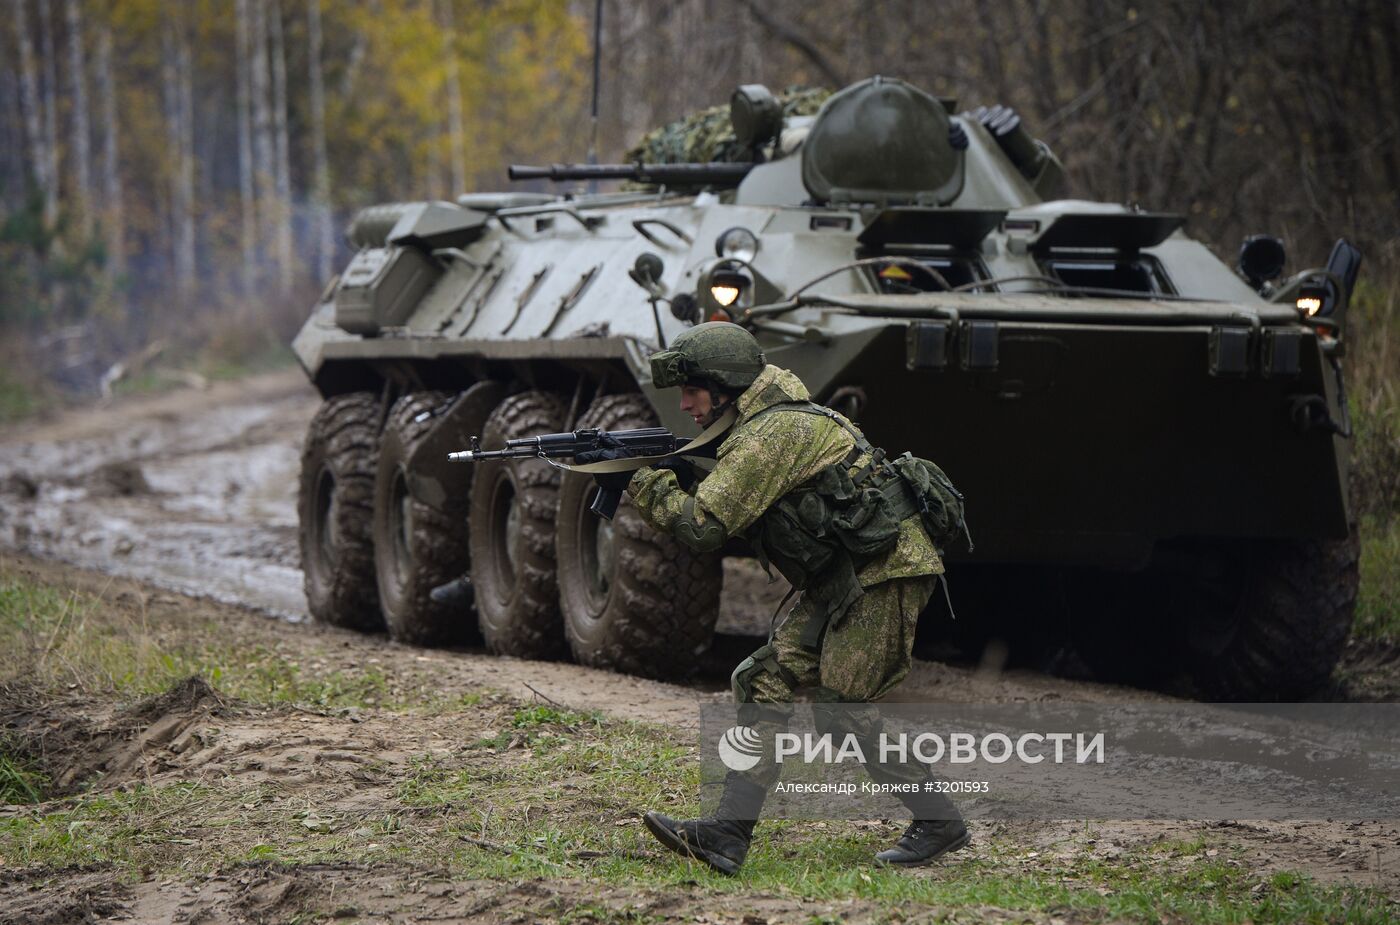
left=888, top=452, right=972, bottom=553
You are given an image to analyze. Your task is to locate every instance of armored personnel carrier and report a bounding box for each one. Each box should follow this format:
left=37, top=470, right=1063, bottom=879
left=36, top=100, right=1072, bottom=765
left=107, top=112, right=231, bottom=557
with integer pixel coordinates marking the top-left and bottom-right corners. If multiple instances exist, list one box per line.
left=292, top=76, right=1361, bottom=699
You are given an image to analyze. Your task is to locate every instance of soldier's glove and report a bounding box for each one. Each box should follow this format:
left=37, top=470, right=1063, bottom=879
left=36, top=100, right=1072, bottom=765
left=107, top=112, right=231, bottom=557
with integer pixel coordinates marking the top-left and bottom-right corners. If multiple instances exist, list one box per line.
left=655, top=456, right=699, bottom=491
left=575, top=434, right=634, bottom=493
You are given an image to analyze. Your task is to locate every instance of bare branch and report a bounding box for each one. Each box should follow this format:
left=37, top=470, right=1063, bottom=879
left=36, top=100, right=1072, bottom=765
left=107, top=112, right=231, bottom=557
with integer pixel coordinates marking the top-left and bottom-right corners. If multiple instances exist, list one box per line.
left=738, top=0, right=847, bottom=88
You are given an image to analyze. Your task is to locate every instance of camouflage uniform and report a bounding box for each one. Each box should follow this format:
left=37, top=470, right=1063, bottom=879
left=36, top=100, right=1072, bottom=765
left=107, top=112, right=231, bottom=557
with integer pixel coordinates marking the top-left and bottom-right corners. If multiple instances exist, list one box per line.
left=627, top=328, right=968, bottom=872
left=630, top=364, right=942, bottom=714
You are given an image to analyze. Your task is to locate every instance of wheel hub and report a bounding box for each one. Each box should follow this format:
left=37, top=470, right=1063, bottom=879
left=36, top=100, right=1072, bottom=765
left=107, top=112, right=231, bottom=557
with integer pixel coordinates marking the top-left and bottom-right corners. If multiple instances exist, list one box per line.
left=576, top=484, right=616, bottom=615
left=313, top=467, right=337, bottom=574
left=593, top=517, right=615, bottom=595
left=390, top=468, right=413, bottom=584
left=489, top=473, right=522, bottom=593
left=505, top=494, right=522, bottom=574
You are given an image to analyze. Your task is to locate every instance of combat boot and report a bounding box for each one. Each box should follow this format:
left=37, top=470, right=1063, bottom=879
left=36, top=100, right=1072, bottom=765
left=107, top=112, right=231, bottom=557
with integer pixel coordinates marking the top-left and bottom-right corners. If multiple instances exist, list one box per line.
left=428, top=575, right=473, bottom=608
left=642, top=773, right=765, bottom=875
left=874, top=783, right=970, bottom=866
left=875, top=818, right=971, bottom=866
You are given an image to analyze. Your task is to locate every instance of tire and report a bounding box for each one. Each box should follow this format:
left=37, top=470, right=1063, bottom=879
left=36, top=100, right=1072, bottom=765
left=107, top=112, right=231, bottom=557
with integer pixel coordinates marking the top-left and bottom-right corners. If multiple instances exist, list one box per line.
left=1067, top=533, right=1361, bottom=699
left=556, top=393, right=723, bottom=678
left=1187, top=533, right=1360, bottom=700
left=468, top=391, right=568, bottom=659
left=298, top=392, right=383, bottom=630
left=373, top=391, right=477, bottom=646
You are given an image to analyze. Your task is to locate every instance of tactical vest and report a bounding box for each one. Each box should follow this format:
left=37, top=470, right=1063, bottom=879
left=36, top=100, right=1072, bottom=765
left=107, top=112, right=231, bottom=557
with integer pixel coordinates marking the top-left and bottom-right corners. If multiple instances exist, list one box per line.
left=743, top=401, right=968, bottom=649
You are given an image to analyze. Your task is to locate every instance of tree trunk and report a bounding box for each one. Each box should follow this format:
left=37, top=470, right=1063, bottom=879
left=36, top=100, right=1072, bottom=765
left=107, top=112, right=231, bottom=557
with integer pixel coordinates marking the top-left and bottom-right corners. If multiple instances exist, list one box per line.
left=269, top=0, right=293, bottom=290
left=95, top=20, right=124, bottom=278
left=160, top=22, right=179, bottom=281
left=39, top=0, right=60, bottom=229
left=251, top=0, right=278, bottom=287
left=160, top=17, right=194, bottom=289
left=12, top=0, right=53, bottom=224
left=306, top=0, right=332, bottom=280
left=176, top=20, right=195, bottom=288
left=236, top=0, right=257, bottom=295
left=65, top=0, right=92, bottom=235
left=1, top=51, right=26, bottom=212
left=438, top=0, right=467, bottom=196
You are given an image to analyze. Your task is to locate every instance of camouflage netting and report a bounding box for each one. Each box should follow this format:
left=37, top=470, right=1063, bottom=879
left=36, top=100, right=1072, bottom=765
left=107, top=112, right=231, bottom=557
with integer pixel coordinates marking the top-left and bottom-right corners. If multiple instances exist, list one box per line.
left=624, top=86, right=831, bottom=167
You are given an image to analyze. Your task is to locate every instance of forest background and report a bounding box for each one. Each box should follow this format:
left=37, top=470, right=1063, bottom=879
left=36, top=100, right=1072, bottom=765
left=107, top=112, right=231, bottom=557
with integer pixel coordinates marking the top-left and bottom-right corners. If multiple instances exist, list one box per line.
left=0, top=0, right=1396, bottom=584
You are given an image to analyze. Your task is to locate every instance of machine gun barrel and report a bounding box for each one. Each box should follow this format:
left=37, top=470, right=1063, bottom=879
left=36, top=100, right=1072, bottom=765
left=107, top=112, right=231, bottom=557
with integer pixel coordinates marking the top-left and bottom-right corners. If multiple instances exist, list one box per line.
left=508, top=162, right=755, bottom=187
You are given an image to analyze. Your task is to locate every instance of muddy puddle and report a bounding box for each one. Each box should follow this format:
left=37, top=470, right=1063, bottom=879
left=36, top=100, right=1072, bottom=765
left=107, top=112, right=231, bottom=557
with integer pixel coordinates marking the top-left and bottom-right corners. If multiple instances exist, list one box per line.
left=0, top=373, right=315, bottom=618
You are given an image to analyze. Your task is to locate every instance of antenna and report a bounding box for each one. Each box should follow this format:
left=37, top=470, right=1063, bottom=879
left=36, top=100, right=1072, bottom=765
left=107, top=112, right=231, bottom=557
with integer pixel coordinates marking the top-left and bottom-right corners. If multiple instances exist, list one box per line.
left=587, top=0, right=603, bottom=194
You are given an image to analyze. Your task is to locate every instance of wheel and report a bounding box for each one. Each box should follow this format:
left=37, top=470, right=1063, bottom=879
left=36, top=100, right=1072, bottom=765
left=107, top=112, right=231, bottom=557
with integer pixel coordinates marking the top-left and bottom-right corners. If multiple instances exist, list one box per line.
left=373, top=391, right=477, bottom=646
left=1068, top=533, right=1361, bottom=698
left=1186, top=533, right=1359, bottom=699
left=468, top=391, right=568, bottom=659
left=298, top=392, right=383, bottom=630
left=556, top=393, right=723, bottom=678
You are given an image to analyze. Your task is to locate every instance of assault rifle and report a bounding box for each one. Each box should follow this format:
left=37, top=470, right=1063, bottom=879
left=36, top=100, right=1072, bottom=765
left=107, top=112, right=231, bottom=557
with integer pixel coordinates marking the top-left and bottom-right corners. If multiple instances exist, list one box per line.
left=449, top=426, right=694, bottom=520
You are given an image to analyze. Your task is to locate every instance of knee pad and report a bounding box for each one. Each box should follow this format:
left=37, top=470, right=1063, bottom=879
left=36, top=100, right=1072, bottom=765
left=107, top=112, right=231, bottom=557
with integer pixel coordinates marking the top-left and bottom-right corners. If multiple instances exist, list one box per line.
left=731, top=644, right=799, bottom=705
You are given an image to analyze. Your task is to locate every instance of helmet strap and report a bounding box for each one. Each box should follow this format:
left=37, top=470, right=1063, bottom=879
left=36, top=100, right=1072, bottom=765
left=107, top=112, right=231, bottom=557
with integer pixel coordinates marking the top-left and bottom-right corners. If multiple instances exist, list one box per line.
left=703, top=382, right=733, bottom=428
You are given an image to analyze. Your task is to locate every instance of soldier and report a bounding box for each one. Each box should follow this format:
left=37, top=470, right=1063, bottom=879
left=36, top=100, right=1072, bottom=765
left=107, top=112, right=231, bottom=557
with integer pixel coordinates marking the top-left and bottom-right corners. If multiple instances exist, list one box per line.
left=578, top=321, right=968, bottom=875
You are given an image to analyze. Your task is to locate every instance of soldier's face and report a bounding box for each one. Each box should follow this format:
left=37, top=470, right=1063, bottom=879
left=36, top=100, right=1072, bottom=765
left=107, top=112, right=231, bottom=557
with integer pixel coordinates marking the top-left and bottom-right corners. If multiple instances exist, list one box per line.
left=679, top=385, right=713, bottom=426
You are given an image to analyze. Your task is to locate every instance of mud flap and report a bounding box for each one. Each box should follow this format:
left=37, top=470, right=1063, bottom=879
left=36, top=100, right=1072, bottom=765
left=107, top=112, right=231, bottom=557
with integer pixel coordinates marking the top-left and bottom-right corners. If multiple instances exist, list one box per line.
left=404, top=380, right=513, bottom=509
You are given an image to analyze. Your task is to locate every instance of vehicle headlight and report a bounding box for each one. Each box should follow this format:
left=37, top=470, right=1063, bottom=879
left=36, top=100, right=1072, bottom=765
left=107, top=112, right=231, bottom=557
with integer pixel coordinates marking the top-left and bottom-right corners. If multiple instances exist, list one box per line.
left=715, top=227, right=759, bottom=263
left=709, top=269, right=748, bottom=308
left=698, top=260, right=753, bottom=320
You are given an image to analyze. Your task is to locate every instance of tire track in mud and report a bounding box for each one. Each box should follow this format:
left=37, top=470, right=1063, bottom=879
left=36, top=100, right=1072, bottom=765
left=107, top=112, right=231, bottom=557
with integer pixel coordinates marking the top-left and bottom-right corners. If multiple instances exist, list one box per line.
left=0, top=371, right=316, bottom=619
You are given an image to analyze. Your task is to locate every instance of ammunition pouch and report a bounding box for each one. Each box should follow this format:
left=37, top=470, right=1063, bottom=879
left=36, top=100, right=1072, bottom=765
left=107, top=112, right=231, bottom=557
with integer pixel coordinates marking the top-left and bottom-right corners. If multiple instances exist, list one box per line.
left=888, top=452, right=970, bottom=552
left=745, top=401, right=926, bottom=650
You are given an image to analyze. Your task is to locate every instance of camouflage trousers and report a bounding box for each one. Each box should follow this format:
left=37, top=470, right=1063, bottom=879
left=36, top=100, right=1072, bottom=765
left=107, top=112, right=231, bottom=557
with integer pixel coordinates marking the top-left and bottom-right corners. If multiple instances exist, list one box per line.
left=734, top=574, right=937, bottom=705
left=725, top=575, right=962, bottom=822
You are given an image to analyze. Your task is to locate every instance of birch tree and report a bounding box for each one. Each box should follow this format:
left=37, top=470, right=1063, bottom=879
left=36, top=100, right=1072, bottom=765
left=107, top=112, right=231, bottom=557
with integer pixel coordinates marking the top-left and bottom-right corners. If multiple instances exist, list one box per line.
left=161, top=19, right=194, bottom=287
left=95, top=19, right=123, bottom=277
left=176, top=19, right=194, bottom=287
left=439, top=0, right=468, bottom=196
left=12, top=0, right=54, bottom=226
left=306, top=0, right=332, bottom=280
left=65, top=0, right=92, bottom=235
left=39, top=0, right=59, bottom=229
left=269, top=0, right=293, bottom=289
left=250, top=0, right=277, bottom=285
left=235, top=0, right=257, bottom=294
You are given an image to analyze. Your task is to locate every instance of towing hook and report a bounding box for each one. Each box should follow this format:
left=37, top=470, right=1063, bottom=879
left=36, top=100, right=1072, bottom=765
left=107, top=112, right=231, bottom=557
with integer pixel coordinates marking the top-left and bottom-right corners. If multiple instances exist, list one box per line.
left=1289, top=395, right=1346, bottom=437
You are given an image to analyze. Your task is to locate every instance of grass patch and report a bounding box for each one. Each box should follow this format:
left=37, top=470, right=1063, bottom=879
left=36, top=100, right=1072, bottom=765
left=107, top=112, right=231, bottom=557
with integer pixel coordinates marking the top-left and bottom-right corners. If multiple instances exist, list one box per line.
left=1356, top=517, right=1400, bottom=641
left=0, top=365, right=39, bottom=424
left=108, top=341, right=295, bottom=399
left=0, top=565, right=430, bottom=712
left=1346, top=266, right=1398, bottom=646
left=10, top=714, right=1376, bottom=925
left=1, top=563, right=1394, bottom=922
left=0, top=746, right=49, bottom=803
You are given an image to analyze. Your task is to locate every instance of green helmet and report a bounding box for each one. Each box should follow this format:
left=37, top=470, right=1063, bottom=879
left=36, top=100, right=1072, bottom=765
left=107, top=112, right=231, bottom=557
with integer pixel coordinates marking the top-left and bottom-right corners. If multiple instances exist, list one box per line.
left=650, top=322, right=766, bottom=391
